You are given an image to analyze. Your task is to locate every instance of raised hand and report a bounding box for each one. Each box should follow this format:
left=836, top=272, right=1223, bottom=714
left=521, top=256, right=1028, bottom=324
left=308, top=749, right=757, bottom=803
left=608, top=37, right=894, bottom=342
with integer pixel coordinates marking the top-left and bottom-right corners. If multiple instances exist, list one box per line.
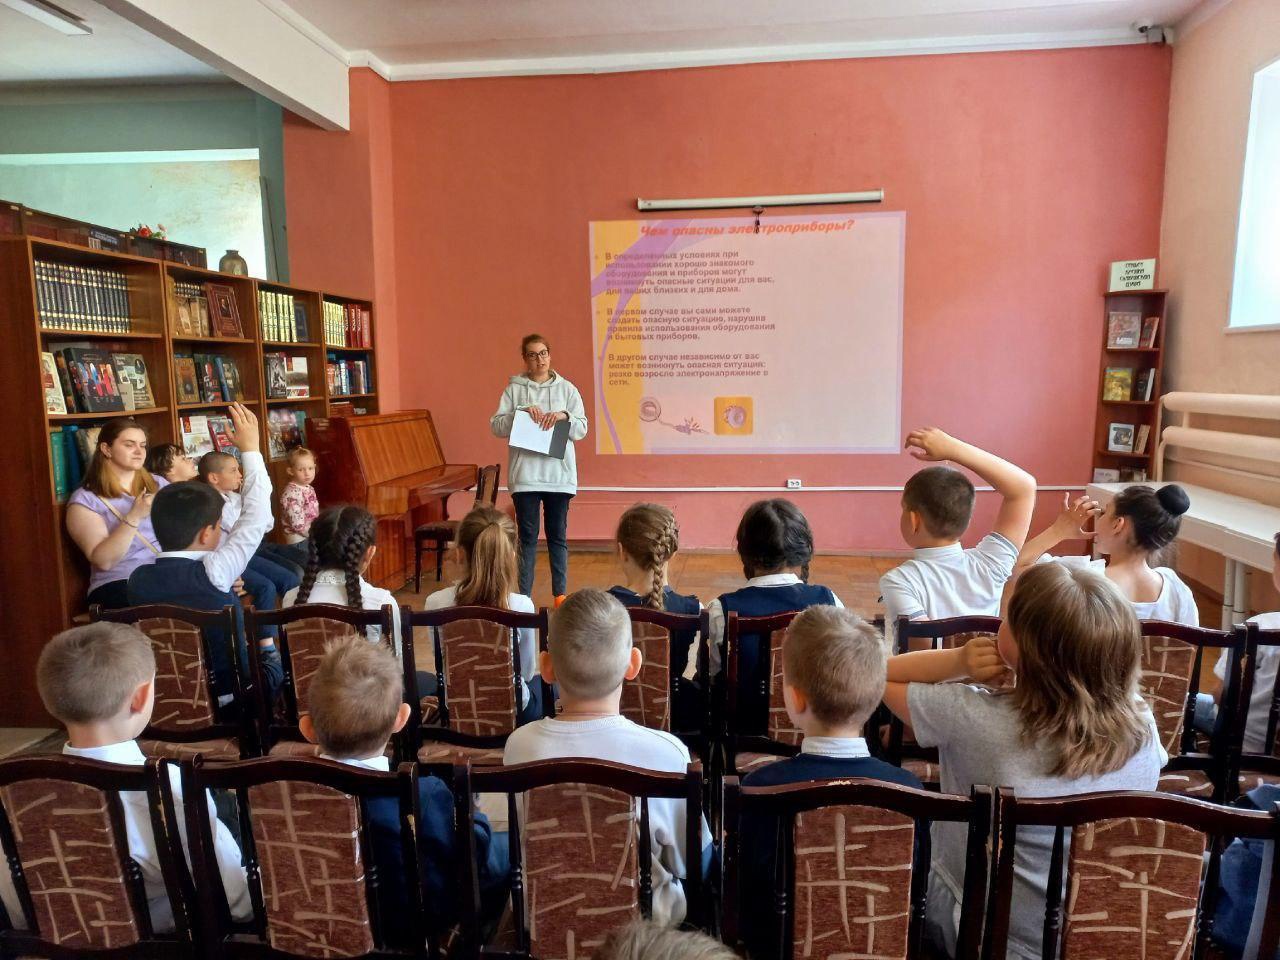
left=905, top=427, right=958, bottom=462
left=226, top=402, right=260, bottom=454
left=1050, top=493, right=1100, bottom=540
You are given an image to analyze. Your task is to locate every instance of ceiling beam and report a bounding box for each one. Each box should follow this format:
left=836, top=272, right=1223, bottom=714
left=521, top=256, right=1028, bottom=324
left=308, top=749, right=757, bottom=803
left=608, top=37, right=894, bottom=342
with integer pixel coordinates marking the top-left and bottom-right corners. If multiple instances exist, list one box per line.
left=93, top=0, right=349, bottom=130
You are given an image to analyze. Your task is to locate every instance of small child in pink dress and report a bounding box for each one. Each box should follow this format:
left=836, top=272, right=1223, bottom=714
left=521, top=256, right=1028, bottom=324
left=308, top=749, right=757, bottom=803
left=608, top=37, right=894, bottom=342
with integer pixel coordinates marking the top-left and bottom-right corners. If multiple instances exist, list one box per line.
left=279, top=447, right=319, bottom=545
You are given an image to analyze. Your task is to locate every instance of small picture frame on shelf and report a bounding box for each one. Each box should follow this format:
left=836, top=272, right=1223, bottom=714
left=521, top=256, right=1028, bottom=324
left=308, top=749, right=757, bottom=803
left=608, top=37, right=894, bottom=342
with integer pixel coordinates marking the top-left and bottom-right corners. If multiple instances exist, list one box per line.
left=204, top=282, right=243, bottom=338
left=1107, top=422, right=1136, bottom=453
left=1092, top=468, right=1121, bottom=483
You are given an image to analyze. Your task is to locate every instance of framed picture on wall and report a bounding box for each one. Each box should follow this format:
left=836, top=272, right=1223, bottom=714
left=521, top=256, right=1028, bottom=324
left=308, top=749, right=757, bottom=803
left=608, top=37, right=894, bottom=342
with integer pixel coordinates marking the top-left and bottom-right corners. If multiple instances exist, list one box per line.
left=1107, top=422, right=1136, bottom=453
left=204, top=283, right=243, bottom=338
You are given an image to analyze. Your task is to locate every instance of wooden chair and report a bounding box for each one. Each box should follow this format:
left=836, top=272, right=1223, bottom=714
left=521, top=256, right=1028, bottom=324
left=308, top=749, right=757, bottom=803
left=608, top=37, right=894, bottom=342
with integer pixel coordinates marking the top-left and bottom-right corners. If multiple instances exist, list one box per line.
left=1232, top=620, right=1280, bottom=796
left=456, top=758, right=706, bottom=959
left=244, top=603, right=398, bottom=757
left=1136, top=620, right=1245, bottom=801
left=401, top=605, right=549, bottom=765
left=91, top=603, right=254, bottom=761
left=984, top=787, right=1280, bottom=960
left=0, top=755, right=192, bottom=957
left=882, top=616, right=1002, bottom=786
left=621, top=606, right=710, bottom=742
left=722, top=610, right=804, bottom=779
left=413, top=463, right=500, bottom=591
left=177, top=755, right=428, bottom=959
left=722, top=777, right=995, bottom=960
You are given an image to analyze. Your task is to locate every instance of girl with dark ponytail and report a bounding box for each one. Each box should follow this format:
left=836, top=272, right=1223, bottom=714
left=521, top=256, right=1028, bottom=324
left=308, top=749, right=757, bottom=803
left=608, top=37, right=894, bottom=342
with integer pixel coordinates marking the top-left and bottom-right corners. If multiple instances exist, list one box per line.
left=283, top=505, right=404, bottom=652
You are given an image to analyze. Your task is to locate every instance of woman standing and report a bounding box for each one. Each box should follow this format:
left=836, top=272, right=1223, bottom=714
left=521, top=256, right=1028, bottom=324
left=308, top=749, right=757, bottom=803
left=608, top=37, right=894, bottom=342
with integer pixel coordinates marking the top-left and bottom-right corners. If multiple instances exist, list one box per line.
left=65, top=417, right=166, bottom=609
left=490, top=333, right=588, bottom=601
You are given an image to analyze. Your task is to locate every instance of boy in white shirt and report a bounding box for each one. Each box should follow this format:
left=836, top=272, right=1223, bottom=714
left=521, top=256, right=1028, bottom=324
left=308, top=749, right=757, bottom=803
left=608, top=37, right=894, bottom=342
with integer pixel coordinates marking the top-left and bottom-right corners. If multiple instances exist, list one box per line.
left=879, top=427, right=1037, bottom=643
left=503, top=588, right=713, bottom=926
left=10, top=622, right=253, bottom=932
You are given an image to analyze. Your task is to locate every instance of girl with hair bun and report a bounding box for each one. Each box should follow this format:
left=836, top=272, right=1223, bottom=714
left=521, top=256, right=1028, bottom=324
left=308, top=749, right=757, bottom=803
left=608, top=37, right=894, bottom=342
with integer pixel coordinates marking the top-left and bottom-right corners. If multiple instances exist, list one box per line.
left=1018, top=483, right=1198, bottom=625
left=282, top=505, right=403, bottom=653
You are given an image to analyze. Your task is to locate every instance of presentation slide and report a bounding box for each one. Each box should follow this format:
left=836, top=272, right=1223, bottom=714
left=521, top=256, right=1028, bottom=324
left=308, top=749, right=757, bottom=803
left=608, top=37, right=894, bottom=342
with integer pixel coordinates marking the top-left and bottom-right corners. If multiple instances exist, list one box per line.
left=590, top=211, right=904, bottom=455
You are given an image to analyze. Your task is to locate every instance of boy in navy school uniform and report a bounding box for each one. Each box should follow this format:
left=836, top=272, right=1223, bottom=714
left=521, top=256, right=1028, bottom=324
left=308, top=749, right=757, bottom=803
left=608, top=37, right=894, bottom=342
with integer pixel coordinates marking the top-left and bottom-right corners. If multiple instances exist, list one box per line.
left=127, top=403, right=283, bottom=702
left=738, top=605, right=921, bottom=957
left=300, top=636, right=510, bottom=944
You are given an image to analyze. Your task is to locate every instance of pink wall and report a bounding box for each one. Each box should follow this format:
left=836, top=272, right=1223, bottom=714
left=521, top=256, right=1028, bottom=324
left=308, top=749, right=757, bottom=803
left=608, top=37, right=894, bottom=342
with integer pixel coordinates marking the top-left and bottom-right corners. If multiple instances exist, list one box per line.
left=286, top=48, right=1173, bottom=549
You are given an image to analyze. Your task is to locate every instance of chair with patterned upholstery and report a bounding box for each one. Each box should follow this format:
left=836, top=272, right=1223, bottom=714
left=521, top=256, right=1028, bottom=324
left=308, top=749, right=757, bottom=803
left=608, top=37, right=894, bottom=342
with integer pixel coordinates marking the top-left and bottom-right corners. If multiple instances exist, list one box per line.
left=722, top=611, right=804, bottom=779
left=245, top=603, right=398, bottom=757
left=413, top=463, right=498, bottom=591
left=0, top=755, right=192, bottom=957
left=456, top=758, right=705, bottom=960
left=401, top=606, right=549, bottom=765
left=1232, top=621, right=1280, bottom=797
left=1136, top=620, right=1244, bottom=801
left=621, top=607, right=710, bottom=743
left=880, top=616, right=1002, bottom=788
left=178, top=755, right=428, bottom=959
left=722, top=777, right=994, bottom=960
left=92, top=602, right=254, bottom=761
left=985, top=787, right=1280, bottom=960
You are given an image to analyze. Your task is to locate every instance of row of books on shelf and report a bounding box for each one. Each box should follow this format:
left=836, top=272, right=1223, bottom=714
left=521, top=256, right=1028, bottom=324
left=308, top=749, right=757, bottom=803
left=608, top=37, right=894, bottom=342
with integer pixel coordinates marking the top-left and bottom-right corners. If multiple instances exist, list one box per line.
left=173, top=354, right=247, bottom=406
left=260, top=289, right=309, bottom=343
left=1093, top=467, right=1149, bottom=484
left=41, top=348, right=155, bottom=415
left=1106, top=312, right=1160, bottom=350
left=180, top=410, right=307, bottom=461
left=1102, top=367, right=1157, bottom=403
left=35, top=261, right=133, bottom=333
left=327, top=357, right=371, bottom=396
left=49, top=424, right=106, bottom=500
left=324, top=300, right=372, bottom=348
left=265, top=353, right=312, bottom=399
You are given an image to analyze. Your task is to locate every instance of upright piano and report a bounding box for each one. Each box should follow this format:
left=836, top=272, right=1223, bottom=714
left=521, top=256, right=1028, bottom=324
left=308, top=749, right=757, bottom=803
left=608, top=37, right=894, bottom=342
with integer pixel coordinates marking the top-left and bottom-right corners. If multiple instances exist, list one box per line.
left=308, top=410, right=477, bottom=588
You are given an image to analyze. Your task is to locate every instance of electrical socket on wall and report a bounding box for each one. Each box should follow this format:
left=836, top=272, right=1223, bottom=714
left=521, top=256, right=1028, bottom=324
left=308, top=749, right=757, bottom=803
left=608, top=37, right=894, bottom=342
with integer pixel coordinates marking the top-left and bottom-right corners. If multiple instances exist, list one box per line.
left=786, top=478, right=802, bottom=489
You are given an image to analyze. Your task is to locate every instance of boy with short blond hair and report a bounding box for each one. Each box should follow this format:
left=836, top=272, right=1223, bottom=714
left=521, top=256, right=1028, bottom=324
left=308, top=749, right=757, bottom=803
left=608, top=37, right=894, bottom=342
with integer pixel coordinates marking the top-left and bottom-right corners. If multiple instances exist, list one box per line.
left=26, top=622, right=251, bottom=932
left=503, top=588, right=713, bottom=926
left=300, top=637, right=509, bottom=942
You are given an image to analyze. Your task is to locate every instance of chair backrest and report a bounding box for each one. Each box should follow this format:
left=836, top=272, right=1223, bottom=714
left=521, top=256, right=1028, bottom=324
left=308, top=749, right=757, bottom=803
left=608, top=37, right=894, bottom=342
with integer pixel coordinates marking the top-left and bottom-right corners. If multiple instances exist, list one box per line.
left=245, top=603, right=397, bottom=747
left=620, top=607, right=709, bottom=734
left=1241, top=623, right=1280, bottom=759
left=178, top=756, right=425, bottom=959
left=0, top=755, right=189, bottom=955
left=475, top=463, right=500, bottom=508
left=722, top=777, right=993, bottom=960
left=1136, top=621, right=1240, bottom=763
left=986, top=788, right=1280, bottom=960
left=91, top=603, right=245, bottom=748
left=402, top=606, right=549, bottom=750
left=459, top=759, right=705, bottom=960
left=724, top=610, right=800, bottom=743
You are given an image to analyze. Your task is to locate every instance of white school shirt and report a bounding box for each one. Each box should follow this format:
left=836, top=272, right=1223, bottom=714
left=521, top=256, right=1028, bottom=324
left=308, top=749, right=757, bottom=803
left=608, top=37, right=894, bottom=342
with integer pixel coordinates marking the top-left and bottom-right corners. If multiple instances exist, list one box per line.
left=704, top=574, right=845, bottom=679
left=879, top=533, right=1018, bottom=644
left=283, top=570, right=403, bottom=657
left=1216, top=611, right=1280, bottom=754
left=59, top=740, right=252, bottom=931
left=424, top=585, right=537, bottom=707
left=1037, top=556, right=1200, bottom=627
left=799, top=736, right=871, bottom=759
left=502, top=716, right=713, bottom=926
left=218, top=489, right=242, bottom=533
left=158, top=452, right=273, bottom=595
left=907, top=683, right=1165, bottom=960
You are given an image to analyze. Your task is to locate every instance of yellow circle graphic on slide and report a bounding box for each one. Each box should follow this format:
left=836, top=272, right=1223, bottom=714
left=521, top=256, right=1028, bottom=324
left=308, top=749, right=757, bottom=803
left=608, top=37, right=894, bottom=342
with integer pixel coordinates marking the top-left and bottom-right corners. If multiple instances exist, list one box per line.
left=715, top=397, right=754, bottom=435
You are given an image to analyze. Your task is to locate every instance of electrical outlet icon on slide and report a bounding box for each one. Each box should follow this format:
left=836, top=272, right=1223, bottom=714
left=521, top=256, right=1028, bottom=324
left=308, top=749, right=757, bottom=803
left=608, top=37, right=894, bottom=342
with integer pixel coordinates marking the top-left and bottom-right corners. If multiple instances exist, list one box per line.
left=714, top=397, right=753, bottom=435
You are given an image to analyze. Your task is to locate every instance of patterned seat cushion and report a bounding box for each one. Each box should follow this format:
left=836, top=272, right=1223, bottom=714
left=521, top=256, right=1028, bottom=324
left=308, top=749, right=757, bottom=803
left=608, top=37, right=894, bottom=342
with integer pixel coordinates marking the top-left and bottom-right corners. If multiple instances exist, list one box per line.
left=417, top=742, right=505, bottom=764
left=1237, top=768, right=1280, bottom=795
left=270, top=739, right=396, bottom=760
left=138, top=737, right=240, bottom=761
left=901, top=758, right=940, bottom=785
left=620, top=621, right=671, bottom=731
left=420, top=695, right=440, bottom=725
left=1157, top=767, right=1214, bottom=798
left=734, top=751, right=786, bottom=774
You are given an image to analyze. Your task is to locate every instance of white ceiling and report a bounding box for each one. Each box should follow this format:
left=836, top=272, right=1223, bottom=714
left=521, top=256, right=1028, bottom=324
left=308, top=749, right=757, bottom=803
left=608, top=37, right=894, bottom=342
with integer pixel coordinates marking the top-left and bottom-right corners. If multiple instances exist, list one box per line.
left=0, top=0, right=223, bottom=84
left=274, top=0, right=1209, bottom=79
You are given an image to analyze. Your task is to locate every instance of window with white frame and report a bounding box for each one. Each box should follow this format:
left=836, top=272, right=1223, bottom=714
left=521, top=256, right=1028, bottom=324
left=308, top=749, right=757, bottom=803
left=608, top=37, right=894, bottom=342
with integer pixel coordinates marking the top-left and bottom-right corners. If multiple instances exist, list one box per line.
left=1229, top=59, right=1280, bottom=330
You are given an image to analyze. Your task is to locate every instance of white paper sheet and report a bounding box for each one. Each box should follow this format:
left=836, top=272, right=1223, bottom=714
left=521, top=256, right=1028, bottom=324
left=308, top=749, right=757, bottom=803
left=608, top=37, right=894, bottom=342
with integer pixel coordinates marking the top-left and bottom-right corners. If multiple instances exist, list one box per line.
left=509, top=409, right=556, bottom=455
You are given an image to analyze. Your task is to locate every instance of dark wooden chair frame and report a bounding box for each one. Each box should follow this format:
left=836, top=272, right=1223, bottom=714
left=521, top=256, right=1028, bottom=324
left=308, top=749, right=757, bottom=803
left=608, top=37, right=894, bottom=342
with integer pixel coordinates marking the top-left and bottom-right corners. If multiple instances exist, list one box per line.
left=400, top=605, right=550, bottom=762
left=1138, top=620, right=1245, bottom=802
left=984, top=787, right=1280, bottom=960
left=91, top=603, right=256, bottom=758
left=454, top=758, right=706, bottom=959
left=722, top=777, right=995, bottom=960
left=624, top=606, right=712, bottom=749
left=177, top=755, right=429, bottom=959
left=722, top=610, right=804, bottom=771
left=0, top=755, right=192, bottom=959
left=413, top=463, right=499, bottom=591
left=244, top=602, right=398, bottom=753
left=1231, top=622, right=1280, bottom=796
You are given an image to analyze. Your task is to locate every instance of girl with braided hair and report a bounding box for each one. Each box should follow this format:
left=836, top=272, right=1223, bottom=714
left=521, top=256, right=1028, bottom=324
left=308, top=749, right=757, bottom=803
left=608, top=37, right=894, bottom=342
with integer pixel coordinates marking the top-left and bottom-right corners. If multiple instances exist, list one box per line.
left=424, top=504, right=542, bottom=721
left=282, top=505, right=403, bottom=655
left=609, top=503, right=703, bottom=731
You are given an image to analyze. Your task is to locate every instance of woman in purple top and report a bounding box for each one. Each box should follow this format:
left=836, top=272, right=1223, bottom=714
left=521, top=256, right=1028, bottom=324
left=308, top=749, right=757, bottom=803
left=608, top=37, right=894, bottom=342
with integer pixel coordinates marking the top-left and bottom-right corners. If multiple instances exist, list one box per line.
left=65, top=418, right=167, bottom=609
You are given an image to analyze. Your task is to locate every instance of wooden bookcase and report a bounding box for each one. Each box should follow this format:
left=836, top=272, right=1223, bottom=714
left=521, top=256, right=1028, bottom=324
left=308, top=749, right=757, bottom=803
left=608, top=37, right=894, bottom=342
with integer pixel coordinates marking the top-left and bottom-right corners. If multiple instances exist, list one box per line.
left=0, top=235, right=381, bottom=725
left=1092, top=289, right=1168, bottom=482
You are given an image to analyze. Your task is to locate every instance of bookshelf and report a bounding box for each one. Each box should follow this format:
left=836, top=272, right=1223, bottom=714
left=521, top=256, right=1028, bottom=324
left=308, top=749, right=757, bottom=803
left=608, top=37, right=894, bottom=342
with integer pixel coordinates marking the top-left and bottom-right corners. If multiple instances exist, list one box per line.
left=0, top=235, right=381, bottom=725
left=1092, top=289, right=1168, bottom=484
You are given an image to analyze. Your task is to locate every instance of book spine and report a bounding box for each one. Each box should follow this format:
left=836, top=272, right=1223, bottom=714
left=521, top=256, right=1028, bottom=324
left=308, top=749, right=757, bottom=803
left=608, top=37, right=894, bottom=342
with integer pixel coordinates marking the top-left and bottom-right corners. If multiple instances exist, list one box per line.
left=54, top=352, right=78, bottom=413
left=50, top=429, right=69, bottom=501
left=214, top=357, right=231, bottom=401
left=62, top=425, right=83, bottom=489
left=54, top=264, right=69, bottom=330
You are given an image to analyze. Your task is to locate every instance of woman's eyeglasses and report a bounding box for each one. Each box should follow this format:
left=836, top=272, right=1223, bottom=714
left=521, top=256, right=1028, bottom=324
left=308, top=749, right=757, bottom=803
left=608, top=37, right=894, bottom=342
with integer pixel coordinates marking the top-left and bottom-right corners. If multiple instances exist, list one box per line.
left=524, top=349, right=550, bottom=360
